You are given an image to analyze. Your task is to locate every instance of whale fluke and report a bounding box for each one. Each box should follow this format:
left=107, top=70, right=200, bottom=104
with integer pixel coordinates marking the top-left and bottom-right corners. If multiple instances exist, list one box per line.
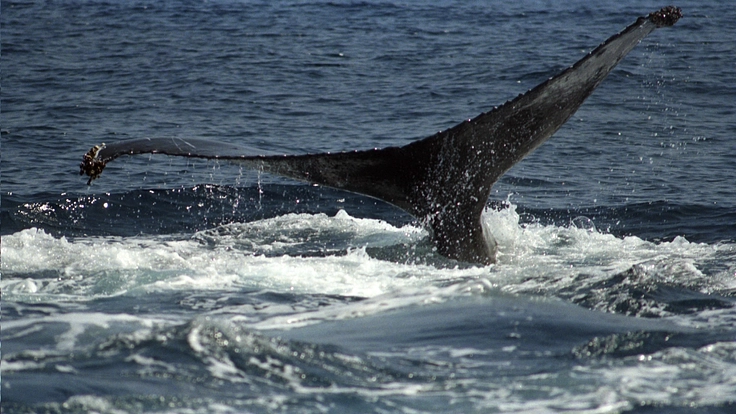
left=80, top=7, right=682, bottom=265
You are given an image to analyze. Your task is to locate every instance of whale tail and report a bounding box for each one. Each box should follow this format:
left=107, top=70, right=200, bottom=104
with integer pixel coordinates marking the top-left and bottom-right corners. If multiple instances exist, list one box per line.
left=80, top=7, right=682, bottom=264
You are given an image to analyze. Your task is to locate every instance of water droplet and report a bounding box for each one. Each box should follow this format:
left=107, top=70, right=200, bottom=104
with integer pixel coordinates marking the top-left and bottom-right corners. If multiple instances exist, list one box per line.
left=571, top=216, right=596, bottom=232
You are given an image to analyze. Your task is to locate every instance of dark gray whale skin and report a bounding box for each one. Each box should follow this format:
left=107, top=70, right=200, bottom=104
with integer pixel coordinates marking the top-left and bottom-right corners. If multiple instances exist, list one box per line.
left=80, top=7, right=682, bottom=265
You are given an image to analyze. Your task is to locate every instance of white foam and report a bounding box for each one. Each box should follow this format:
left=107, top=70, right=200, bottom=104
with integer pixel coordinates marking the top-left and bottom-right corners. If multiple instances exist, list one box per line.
left=2, top=206, right=731, bottom=309
left=572, top=342, right=736, bottom=409
left=1, top=311, right=176, bottom=363
left=483, top=203, right=730, bottom=295
left=1, top=211, right=480, bottom=299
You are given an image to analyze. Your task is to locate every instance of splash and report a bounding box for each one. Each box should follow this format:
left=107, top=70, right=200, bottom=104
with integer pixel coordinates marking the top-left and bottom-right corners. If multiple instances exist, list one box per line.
left=3, top=204, right=732, bottom=323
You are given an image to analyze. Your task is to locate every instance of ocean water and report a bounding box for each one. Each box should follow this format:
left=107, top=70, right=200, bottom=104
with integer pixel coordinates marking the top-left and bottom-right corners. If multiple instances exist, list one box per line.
left=2, top=0, right=736, bottom=413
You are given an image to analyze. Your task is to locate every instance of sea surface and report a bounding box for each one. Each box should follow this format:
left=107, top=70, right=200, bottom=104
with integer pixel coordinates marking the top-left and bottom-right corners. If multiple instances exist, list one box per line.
left=2, top=0, right=736, bottom=413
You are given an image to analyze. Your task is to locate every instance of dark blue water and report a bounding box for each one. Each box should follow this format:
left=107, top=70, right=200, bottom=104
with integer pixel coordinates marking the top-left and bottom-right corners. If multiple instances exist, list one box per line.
left=3, top=1, right=736, bottom=412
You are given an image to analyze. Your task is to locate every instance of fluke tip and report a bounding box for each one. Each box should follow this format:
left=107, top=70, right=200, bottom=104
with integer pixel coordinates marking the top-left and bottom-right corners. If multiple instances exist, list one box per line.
left=79, top=144, right=107, bottom=185
left=648, top=6, right=682, bottom=27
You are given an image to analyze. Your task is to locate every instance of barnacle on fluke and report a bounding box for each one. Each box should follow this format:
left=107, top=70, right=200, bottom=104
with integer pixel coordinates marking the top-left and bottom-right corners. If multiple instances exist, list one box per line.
left=79, top=144, right=107, bottom=185
left=648, top=6, right=682, bottom=27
